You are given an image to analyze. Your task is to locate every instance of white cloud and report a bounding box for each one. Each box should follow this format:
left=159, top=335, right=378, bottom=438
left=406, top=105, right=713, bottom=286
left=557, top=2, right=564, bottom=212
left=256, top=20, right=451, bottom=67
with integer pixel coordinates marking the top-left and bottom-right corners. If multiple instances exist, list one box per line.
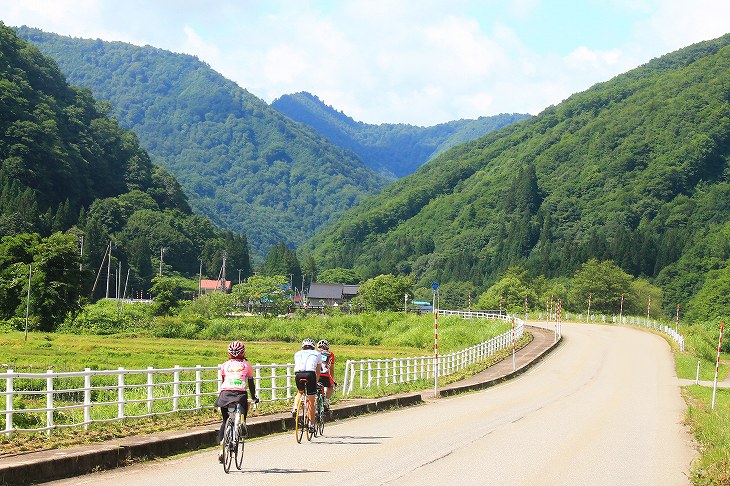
left=565, top=46, right=624, bottom=70
left=2, top=0, right=730, bottom=125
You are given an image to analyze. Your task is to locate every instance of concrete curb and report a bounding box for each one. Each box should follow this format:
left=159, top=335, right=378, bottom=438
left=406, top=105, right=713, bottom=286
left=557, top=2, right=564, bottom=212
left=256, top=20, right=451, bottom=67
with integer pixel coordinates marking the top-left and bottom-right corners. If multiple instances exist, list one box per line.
left=0, top=329, right=556, bottom=485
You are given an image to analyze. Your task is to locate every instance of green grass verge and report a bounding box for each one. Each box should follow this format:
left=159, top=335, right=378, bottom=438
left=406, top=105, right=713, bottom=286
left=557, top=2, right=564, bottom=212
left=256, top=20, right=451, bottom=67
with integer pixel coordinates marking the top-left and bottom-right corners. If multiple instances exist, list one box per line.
left=684, top=386, right=730, bottom=485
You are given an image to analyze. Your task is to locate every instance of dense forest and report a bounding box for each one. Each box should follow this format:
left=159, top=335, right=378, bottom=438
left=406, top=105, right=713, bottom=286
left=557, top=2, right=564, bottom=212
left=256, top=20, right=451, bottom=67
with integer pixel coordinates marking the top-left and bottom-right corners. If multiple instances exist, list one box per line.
left=0, top=23, right=251, bottom=329
left=272, top=92, right=531, bottom=178
left=14, top=26, right=388, bottom=259
left=302, top=33, right=730, bottom=320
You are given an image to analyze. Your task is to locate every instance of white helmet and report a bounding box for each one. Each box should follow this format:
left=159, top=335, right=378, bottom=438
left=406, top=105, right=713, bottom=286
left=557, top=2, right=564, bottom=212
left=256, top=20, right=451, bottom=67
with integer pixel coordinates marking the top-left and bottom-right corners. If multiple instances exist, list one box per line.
left=302, top=338, right=315, bottom=349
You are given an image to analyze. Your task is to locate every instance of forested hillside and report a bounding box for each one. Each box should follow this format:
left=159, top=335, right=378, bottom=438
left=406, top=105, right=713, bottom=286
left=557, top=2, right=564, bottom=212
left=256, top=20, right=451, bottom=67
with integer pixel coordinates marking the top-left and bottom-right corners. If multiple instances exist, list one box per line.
left=272, top=91, right=531, bottom=178
left=0, top=23, right=250, bottom=329
left=303, top=34, right=730, bottom=319
left=15, top=26, right=389, bottom=258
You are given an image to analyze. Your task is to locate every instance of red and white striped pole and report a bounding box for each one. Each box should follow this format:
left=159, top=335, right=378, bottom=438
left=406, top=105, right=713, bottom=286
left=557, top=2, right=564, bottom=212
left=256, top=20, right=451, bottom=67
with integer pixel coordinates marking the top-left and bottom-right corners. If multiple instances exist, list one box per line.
left=433, top=284, right=440, bottom=397
left=647, top=295, right=652, bottom=321
left=434, top=307, right=439, bottom=396
left=619, top=293, right=624, bottom=324
left=675, top=304, right=680, bottom=333
left=556, top=299, right=562, bottom=341
left=511, top=315, right=516, bottom=371
left=712, top=322, right=725, bottom=410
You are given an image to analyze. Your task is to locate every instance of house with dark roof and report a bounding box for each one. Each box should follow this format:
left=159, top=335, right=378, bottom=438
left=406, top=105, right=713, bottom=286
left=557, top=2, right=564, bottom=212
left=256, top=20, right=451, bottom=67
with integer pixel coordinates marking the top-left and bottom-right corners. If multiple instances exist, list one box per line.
left=306, top=282, right=359, bottom=308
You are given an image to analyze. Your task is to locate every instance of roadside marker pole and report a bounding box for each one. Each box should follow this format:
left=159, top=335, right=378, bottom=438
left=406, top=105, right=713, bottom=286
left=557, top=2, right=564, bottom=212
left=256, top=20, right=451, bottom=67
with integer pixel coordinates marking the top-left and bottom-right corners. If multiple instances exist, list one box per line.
left=712, top=322, right=724, bottom=410
left=556, top=299, right=562, bottom=341
left=511, top=316, right=516, bottom=371
left=434, top=307, right=439, bottom=396
left=675, top=304, right=680, bottom=333
left=432, top=284, right=439, bottom=398
left=619, top=293, right=624, bottom=324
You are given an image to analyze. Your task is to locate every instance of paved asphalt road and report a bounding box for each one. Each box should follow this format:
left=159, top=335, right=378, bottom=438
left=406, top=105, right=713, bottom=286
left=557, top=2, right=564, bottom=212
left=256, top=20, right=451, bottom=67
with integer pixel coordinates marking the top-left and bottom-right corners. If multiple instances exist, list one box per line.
left=47, top=322, right=697, bottom=485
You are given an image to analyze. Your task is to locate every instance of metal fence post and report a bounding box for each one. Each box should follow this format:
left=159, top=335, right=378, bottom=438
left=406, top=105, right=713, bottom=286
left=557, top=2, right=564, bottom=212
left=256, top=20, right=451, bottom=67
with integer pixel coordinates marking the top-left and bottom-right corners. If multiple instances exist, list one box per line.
left=83, top=368, right=91, bottom=430
left=117, top=367, right=125, bottom=419
left=271, top=365, right=277, bottom=401
left=341, top=361, right=350, bottom=397
left=195, top=365, right=202, bottom=409
left=5, top=369, right=12, bottom=435
left=46, top=369, right=54, bottom=435
left=147, top=367, right=154, bottom=414
left=173, top=365, right=180, bottom=411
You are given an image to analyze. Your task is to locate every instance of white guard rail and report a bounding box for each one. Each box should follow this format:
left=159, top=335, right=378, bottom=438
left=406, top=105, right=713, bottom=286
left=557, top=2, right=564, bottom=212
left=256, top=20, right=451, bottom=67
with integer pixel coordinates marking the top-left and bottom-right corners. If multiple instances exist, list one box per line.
left=2, top=311, right=527, bottom=435
left=1, top=362, right=297, bottom=435
left=340, top=312, right=524, bottom=396
left=536, top=312, right=686, bottom=352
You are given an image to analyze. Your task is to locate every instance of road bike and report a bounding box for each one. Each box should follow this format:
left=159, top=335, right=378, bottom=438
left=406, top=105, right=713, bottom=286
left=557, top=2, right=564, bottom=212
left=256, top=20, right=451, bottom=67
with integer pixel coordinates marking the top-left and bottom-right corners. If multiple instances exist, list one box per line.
left=295, top=378, right=316, bottom=443
left=314, top=383, right=325, bottom=437
left=221, top=399, right=256, bottom=473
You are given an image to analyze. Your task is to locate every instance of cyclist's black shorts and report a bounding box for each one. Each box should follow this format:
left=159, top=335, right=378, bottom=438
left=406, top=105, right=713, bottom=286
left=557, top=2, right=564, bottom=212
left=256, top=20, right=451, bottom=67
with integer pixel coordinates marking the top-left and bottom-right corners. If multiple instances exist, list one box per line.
left=318, top=376, right=333, bottom=387
left=295, top=371, right=317, bottom=395
left=215, top=390, right=249, bottom=417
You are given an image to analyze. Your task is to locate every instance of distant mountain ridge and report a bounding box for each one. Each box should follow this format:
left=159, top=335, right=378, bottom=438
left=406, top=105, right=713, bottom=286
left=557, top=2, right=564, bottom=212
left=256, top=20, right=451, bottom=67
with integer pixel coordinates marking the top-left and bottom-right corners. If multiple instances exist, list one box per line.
left=272, top=92, right=531, bottom=178
left=15, top=26, right=389, bottom=258
left=302, top=33, right=730, bottom=314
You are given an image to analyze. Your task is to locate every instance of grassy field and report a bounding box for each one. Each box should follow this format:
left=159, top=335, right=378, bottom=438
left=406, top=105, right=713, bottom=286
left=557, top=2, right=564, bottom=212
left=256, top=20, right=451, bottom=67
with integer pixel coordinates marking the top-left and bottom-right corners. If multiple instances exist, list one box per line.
left=1, top=312, right=511, bottom=372
left=0, top=313, right=515, bottom=455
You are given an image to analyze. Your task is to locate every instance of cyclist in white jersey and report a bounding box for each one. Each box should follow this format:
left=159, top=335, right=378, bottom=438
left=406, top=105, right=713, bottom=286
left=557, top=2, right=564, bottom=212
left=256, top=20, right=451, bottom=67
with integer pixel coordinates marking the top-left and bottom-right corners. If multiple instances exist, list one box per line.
left=292, top=338, right=322, bottom=433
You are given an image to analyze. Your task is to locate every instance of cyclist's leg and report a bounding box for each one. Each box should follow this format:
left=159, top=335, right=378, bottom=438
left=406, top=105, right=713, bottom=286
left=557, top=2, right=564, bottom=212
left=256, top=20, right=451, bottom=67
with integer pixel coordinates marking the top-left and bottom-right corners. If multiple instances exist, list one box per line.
left=219, top=406, right=229, bottom=442
left=305, top=376, right=317, bottom=427
left=241, top=391, right=249, bottom=420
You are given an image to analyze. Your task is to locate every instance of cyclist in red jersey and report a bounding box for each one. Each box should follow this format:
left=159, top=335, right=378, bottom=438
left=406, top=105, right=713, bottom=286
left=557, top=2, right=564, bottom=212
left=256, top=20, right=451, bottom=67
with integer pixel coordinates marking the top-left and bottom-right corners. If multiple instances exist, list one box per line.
left=317, top=339, right=336, bottom=411
left=214, top=340, right=258, bottom=463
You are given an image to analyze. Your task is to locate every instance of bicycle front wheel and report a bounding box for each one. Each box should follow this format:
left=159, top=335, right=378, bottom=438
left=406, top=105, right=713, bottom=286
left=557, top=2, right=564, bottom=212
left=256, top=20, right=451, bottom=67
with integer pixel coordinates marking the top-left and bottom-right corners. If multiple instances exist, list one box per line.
left=235, top=423, right=245, bottom=469
left=295, top=396, right=306, bottom=444
left=317, top=411, right=325, bottom=436
left=316, top=395, right=325, bottom=436
left=222, top=418, right=235, bottom=473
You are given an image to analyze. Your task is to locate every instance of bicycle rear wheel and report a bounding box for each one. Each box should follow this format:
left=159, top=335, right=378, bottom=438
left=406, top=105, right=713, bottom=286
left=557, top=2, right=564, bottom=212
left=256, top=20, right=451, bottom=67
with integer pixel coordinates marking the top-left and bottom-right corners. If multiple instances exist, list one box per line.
left=295, top=396, right=305, bottom=443
left=305, top=401, right=314, bottom=442
left=235, top=423, right=245, bottom=469
left=222, top=418, right=235, bottom=473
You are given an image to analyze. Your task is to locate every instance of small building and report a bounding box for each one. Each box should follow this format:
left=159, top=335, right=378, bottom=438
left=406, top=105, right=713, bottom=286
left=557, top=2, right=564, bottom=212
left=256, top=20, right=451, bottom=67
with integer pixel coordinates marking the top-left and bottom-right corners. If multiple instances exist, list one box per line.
left=306, top=282, right=359, bottom=308
left=199, top=279, right=232, bottom=295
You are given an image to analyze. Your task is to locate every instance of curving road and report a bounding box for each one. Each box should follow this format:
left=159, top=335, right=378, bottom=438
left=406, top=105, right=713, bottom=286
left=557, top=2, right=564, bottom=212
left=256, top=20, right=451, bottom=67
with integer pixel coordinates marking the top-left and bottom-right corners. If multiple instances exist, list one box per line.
left=48, top=323, right=697, bottom=485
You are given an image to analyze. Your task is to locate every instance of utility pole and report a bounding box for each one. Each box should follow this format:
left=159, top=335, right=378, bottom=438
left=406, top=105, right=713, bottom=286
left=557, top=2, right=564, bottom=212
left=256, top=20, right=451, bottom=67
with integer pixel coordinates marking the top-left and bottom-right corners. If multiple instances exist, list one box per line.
left=106, top=241, right=112, bottom=299
left=78, top=235, right=84, bottom=271
left=159, top=247, right=167, bottom=277
left=24, top=263, right=31, bottom=341
left=219, top=251, right=228, bottom=291
left=198, top=259, right=203, bottom=297
left=238, top=269, right=242, bottom=284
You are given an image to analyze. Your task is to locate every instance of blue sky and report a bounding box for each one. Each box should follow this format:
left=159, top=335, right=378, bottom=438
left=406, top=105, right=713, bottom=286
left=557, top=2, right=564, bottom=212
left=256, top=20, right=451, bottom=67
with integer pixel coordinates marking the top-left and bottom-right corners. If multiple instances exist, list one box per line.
left=2, top=0, right=729, bottom=126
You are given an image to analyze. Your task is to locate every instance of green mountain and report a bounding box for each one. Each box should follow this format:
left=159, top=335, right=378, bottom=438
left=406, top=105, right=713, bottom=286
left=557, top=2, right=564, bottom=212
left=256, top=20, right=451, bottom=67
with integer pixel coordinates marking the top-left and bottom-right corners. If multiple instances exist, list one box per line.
left=0, top=22, right=251, bottom=315
left=272, top=91, right=531, bottom=178
left=302, top=34, right=730, bottom=315
left=14, top=26, right=389, bottom=259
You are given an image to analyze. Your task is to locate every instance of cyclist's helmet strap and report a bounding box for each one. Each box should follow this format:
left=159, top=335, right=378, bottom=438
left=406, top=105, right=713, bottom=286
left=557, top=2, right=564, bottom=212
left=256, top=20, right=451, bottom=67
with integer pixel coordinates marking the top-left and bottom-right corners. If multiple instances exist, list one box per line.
left=228, top=340, right=245, bottom=357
